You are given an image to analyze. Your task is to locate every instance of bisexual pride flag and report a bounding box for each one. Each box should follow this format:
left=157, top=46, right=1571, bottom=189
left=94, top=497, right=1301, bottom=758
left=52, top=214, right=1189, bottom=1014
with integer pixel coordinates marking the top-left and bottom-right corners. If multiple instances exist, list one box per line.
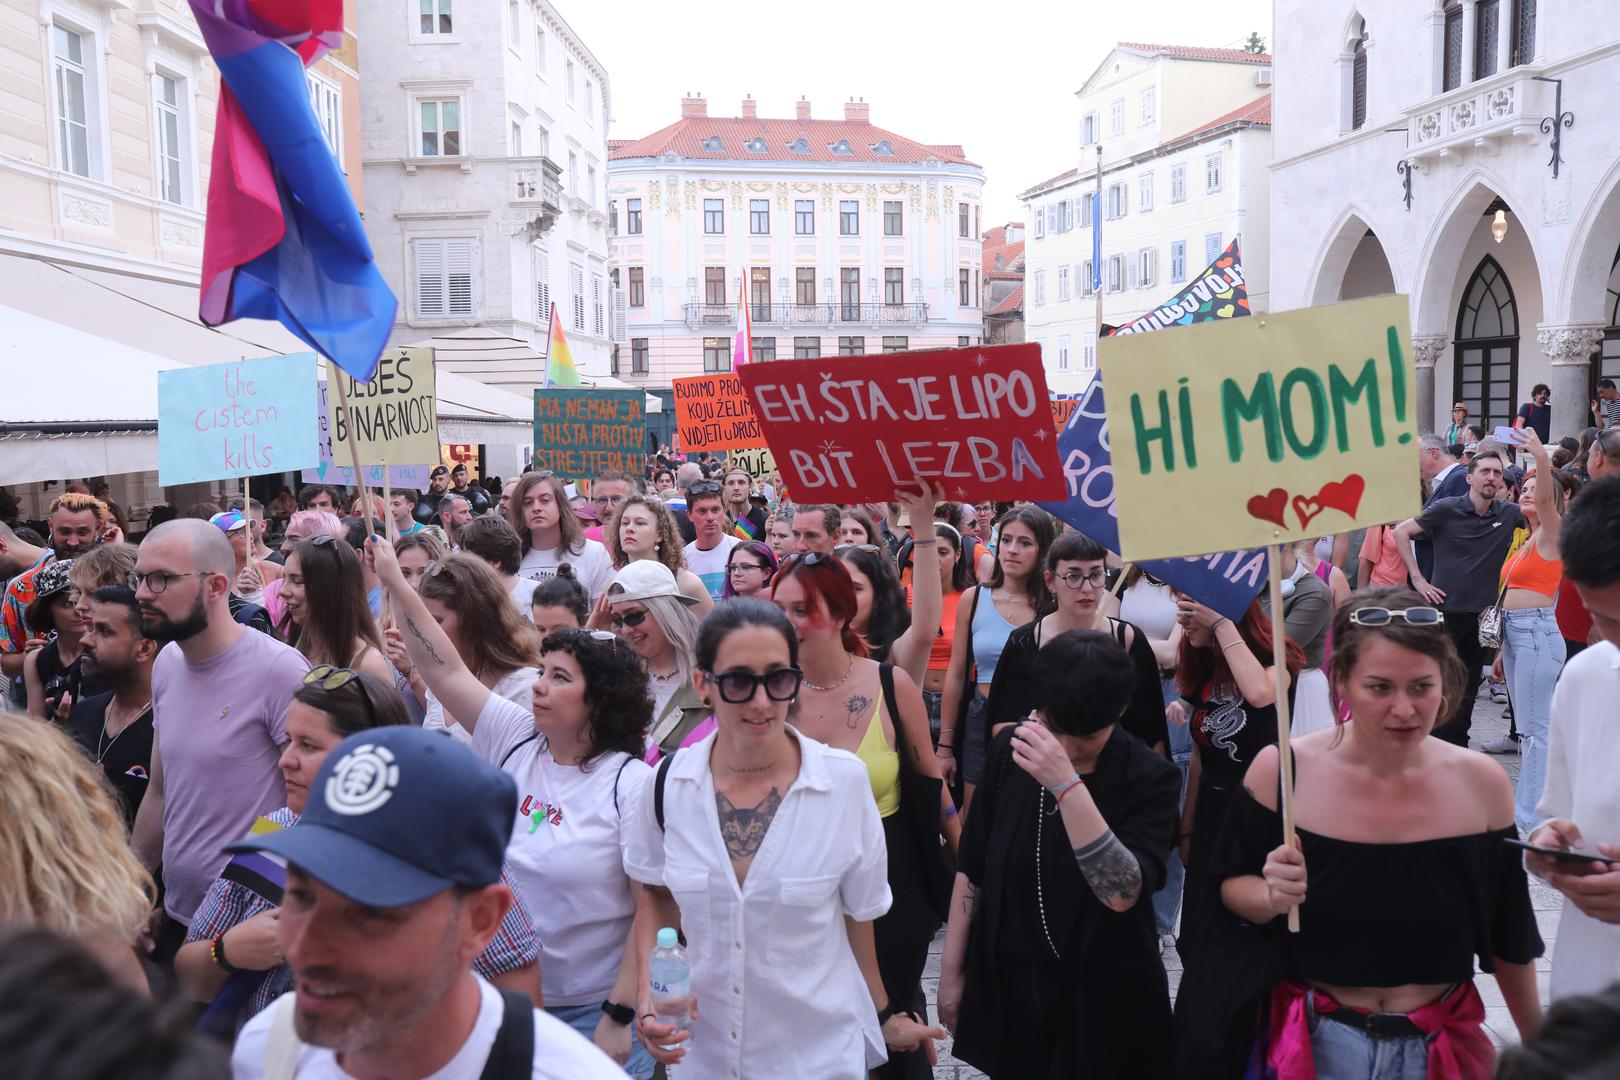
left=189, top=0, right=395, bottom=382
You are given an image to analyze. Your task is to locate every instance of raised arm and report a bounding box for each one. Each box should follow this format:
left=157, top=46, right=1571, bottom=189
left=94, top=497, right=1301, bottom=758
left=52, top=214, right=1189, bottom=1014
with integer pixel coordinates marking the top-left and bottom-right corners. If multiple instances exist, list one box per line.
left=888, top=484, right=942, bottom=685
left=1523, top=429, right=1564, bottom=559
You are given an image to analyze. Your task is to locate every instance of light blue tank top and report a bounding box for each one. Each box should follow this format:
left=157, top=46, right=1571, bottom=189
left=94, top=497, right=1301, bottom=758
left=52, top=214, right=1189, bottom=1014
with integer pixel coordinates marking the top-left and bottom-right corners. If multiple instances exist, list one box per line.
left=970, top=585, right=1018, bottom=682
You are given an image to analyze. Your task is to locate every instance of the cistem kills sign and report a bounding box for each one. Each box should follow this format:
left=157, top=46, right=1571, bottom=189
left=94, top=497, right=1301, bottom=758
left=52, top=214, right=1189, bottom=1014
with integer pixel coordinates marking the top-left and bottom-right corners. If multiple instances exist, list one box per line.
left=327, top=348, right=439, bottom=466
left=736, top=343, right=1064, bottom=504
left=158, top=354, right=319, bottom=485
left=532, top=388, right=645, bottom=476
left=671, top=374, right=765, bottom=451
left=1104, top=294, right=1419, bottom=562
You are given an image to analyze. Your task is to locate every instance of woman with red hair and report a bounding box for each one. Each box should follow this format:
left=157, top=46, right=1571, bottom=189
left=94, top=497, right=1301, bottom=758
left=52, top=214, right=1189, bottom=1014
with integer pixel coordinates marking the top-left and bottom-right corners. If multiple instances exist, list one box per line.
left=771, top=552, right=958, bottom=1079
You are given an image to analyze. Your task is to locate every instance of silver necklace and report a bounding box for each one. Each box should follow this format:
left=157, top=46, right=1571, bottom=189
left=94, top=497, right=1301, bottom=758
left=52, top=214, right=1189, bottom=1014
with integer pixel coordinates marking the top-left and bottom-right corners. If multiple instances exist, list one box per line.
left=97, top=699, right=152, bottom=765
left=650, top=667, right=680, bottom=682
left=803, top=656, right=854, bottom=692
left=1034, top=790, right=1062, bottom=959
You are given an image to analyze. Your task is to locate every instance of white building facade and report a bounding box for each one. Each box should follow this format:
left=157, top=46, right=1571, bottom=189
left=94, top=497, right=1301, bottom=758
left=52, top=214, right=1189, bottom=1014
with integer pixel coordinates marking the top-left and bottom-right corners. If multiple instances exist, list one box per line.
left=607, top=95, right=986, bottom=390
left=1020, top=44, right=1273, bottom=392
left=358, top=0, right=613, bottom=376
left=1271, top=0, right=1620, bottom=435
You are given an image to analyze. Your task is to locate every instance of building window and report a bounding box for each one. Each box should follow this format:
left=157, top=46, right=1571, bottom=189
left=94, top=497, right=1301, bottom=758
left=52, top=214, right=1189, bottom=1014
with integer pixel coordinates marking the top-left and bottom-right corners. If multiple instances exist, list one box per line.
left=51, top=25, right=91, bottom=178
left=1080, top=260, right=1094, bottom=296
left=1137, top=248, right=1156, bottom=288
left=419, top=0, right=452, bottom=34
left=1205, top=152, right=1222, bottom=194
left=1082, top=331, right=1096, bottom=369
left=592, top=272, right=605, bottom=336
left=795, top=199, right=815, bottom=234
left=1056, top=265, right=1071, bottom=303
left=1034, top=207, right=1045, bottom=238
left=414, top=237, right=474, bottom=317
left=1170, top=240, right=1187, bottom=283
left=1170, top=164, right=1186, bottom=203
left=1107, top=255, right=1124, bottom=293
left=839, top=200, right=859, bottom=236
left=794, top=336, right=821, bottom=359
left=1080, top=193, right=1093, bottom=228
left=1081, top=112, right=1098, bottom=144
left=958, top=268, right=971, bottom=306
left=306, top=72, right=341, bottom=161
left=1109, top=99, right=1124, bottom=136
left=958, top=202, right=971, bottom=238
left=884, top=268, right=904, bottom=306
left=795, top=268, right=816, bottom=305
left=1511, top=0, right=1536, bottom=66
left=975, top=269, right=980, bottom=307
left=1033, top=269, right=1046, bottom=306
left=626, top=198, right=642, bottom=235
left=627, top=267, right=644, bottom=308
left=752, top=337, right=776, bottom=362
left=570, top=262, right=586, bottom=330
left=1057, top=334, right=1071, bottom=371
left=535, top=27, right=545, bottom=71
left=1138, top=172, right=1154, bottom=212
left=566, top=58, right=575, bottom=101
left=533, top=245, right=550, bottom=322
left=703, top=337, right=730, bottom=373
left=882, top=336, right=909, bottom=354
left=1058, top=199, right=1073, bottom=232
left=749, top=199, right=770, bottom=234
left=1205, top=232, right=1223, bottom=264
left=704, top=267, right=726, bottom=305
left=1350, top=20, right=1369, bottom=131
left=585, top=79, right=595, bottom=120
left=839, top=268, right=860, bottom=319
left=510, top=120, right=523, bottom=157
left=507, top=0, right=519, bottom=46
left=704, top=198, right=724, bottom=234
left=1474, top=0, right=1500, bottom=79
left=631, top=337, right=649, bottom=374
left=746, top=267, right=769, bottom=321
left=1139, top=87, right=1155, bottom=125
left=1442, top=2, right=1464, bottom=91
left=1107, top=182, right=1127, bottom=220
left=884, top=200, right=903, bottom=236
left=586, top=165, right=597, bottom=210
left=419, top=98, right=461, bottom=156
left=839, top=336, right=865, bottom=355
left=154, top=74, right=184, bottom=204
left=607, top=199, right=618, bottom=235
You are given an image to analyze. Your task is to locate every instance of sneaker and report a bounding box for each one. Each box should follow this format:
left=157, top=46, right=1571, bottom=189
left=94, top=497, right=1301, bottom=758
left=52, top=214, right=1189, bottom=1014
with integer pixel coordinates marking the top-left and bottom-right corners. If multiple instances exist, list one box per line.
left=1489, top=684, right=1509, bottom=704
left=1480, top=735, right=1520, bottom=754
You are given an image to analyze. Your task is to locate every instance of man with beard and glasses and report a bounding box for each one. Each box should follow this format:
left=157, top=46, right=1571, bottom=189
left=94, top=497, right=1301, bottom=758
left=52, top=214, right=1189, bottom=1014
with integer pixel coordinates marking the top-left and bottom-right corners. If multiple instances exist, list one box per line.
left=1394, top=449, right=1525, bottom=745
left=0, top=492, right=106, bottom=683
left=129, top=519, right=309, bottom=969
left=228, top=727, right=621, bottom=1079
left=65, top=585, right=157, bottom=827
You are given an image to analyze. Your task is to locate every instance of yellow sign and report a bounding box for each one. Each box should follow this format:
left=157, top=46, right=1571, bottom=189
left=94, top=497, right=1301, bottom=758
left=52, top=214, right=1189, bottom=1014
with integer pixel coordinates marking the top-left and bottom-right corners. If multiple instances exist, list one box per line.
left=729, top=446, right=777, bottom=479
left=327, top=349, right=439, bottom=467
left=1103, top=295, right=1418, bottom=561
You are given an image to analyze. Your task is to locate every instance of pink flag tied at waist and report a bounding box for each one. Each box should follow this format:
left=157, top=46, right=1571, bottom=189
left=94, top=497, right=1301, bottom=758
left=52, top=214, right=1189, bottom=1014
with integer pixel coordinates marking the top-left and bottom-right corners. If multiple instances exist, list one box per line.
left=189, top=0, right=396, bottom=382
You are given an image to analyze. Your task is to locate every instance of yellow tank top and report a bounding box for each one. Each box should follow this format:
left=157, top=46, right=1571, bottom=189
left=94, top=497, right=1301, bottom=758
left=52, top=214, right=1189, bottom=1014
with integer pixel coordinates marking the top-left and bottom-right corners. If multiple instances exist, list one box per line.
left=855, top=693, right=901, bottom=818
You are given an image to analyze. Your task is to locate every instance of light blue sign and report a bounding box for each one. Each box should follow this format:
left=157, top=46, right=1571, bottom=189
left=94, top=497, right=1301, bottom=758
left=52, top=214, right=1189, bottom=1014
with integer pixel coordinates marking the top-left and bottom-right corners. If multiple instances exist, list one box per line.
left=159, top=354, right=320, bottom=485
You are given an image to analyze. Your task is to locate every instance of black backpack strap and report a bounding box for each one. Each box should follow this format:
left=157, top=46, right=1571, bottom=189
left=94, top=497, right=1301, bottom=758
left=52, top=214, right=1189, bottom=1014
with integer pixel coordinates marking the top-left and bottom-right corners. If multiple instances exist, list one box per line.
left=478, top=990, right=534, bottom=1080
left=878, top=662, right=905, bottom=759
left=654, top=751, right=676, bottom=832
left=612, top=754, right=632, bottom=816
left=499, top=732, right=539, bottom=770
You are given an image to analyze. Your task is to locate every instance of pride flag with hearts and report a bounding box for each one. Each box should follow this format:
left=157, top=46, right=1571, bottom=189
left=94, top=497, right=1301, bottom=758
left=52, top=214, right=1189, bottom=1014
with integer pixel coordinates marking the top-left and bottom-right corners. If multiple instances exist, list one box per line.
left=1107, top=238, right=1249, bottom=337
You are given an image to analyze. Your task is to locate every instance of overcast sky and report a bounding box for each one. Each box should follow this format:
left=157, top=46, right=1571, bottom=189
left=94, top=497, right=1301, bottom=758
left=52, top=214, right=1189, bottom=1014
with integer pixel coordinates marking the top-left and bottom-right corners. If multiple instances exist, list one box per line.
left=563, top=0, right=1273, bottom=224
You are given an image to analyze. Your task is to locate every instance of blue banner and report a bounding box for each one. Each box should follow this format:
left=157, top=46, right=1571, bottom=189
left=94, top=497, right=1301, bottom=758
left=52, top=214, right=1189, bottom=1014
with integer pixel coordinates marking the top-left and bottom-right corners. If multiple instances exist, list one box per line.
left=1036, top=379, right=1267, bottom=620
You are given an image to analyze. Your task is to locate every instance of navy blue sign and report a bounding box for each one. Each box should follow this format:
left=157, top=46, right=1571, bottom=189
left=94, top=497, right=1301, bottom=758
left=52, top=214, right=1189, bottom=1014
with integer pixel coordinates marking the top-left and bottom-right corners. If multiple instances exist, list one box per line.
left=1036, top=379, right=1267, bottom=620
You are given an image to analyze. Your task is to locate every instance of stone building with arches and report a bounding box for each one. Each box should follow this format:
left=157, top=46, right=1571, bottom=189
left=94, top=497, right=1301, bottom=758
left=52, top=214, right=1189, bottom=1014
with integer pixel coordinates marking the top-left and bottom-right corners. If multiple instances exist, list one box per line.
left=1271, top=0, right=1620, bottom=438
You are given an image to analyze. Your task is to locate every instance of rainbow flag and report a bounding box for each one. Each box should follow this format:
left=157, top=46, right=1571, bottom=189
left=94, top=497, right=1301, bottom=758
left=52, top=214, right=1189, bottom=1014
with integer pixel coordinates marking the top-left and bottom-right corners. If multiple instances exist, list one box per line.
left=733, top=279, right=752, bottom=368
left=188, top=0, right=395, bottom=382
left=545, top=304, right=580, bottom=387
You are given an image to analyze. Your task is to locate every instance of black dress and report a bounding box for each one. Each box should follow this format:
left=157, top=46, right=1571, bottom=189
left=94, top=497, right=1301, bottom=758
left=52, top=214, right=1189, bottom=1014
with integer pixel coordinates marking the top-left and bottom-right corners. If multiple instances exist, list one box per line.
left=953, top=725, right=1179, bottom=1079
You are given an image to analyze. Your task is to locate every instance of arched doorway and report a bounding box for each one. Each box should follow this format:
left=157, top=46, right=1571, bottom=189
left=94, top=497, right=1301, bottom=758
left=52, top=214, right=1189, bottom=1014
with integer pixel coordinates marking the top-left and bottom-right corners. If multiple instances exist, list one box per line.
left=1453, top=256, right=1518, bottom=431
left=1601, top=246, right=1620, bottom=396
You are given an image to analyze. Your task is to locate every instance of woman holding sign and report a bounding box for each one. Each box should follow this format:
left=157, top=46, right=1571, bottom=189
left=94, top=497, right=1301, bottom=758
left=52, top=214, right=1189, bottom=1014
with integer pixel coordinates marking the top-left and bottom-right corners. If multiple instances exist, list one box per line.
left=1213, top=588, right=1543, bottom=1075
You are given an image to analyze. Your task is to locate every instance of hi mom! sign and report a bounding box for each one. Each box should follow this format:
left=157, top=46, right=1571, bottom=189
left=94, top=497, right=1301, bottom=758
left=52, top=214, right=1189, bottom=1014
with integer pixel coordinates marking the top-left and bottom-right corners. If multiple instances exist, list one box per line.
left=1105, top=295, right=1419, bottom=561
left=737, top=343, right=1063, bottom=503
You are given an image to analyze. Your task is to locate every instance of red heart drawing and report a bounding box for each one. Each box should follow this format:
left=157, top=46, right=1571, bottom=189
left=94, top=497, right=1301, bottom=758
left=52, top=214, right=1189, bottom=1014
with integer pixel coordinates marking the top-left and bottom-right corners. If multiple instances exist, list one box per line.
left=1246, top=488, right=1289, bottom=529
left=1292, top=474, right=1366, bottom=530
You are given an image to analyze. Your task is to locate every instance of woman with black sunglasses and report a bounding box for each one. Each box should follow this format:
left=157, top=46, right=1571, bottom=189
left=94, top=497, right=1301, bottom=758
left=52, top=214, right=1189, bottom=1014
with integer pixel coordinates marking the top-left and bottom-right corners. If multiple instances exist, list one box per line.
left=627, top=599, right=943, bottom=1078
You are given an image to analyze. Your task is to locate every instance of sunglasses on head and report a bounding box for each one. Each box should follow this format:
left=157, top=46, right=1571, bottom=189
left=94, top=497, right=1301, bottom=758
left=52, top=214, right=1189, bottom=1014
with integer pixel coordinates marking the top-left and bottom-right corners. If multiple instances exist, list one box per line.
left=705, top=667, right=804, bottom=704
left=1347, top=606, right=1443, bottom=627
left=308, top=534, right=337, bottom=547
left=688, top=481, right=723, bottom=497
left=547, top=627, right=621, bottom=648
left=835, top=543, right=881, bottom=555
left=302, top=664, right=379, bottom=724
left=781, top=551, right=831, bottom=570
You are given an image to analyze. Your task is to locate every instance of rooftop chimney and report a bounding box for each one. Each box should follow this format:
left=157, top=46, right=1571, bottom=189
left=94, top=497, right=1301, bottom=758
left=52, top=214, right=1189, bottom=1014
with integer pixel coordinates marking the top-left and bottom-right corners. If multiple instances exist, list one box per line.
left=795, top=96, right=812, bottom=122
left=680, top=93, right=707, bottom=118
left=843, top=97, right=870, bottom=122
left=741, top=95, right=757, bottom=119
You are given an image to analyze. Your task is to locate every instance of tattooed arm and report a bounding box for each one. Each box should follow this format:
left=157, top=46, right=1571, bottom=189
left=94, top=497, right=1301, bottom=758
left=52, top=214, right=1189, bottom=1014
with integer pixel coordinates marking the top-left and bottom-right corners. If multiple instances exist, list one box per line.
left=1054, top=782, right=1145, bottom=912
left=938, top=873, right=977, bottom=1033
left=362, top=536, right=493, bottom=733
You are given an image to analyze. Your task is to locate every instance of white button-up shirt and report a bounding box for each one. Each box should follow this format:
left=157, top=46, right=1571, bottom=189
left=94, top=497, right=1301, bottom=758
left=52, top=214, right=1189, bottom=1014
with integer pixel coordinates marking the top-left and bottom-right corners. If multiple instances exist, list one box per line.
left=624, top=726, right=892, bottom=1080
left=1536, top=640, right=1620, bottom=1000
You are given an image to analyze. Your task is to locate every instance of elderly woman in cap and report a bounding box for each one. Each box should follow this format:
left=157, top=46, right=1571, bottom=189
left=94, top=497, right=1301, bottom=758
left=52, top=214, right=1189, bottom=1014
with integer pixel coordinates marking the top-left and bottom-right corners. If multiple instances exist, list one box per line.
left=601, top=561, right=706, bottom=760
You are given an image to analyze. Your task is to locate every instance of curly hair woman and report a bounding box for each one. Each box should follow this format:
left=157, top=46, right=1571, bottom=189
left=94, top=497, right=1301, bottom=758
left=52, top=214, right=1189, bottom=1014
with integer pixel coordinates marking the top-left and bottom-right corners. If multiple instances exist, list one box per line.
left=605, top=493, right=712, bottom=615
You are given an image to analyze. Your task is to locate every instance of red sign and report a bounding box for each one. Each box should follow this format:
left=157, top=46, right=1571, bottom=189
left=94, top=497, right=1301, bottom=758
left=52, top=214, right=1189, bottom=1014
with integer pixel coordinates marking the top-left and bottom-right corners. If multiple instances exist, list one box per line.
left=736, top=343, right=1065, bottom=503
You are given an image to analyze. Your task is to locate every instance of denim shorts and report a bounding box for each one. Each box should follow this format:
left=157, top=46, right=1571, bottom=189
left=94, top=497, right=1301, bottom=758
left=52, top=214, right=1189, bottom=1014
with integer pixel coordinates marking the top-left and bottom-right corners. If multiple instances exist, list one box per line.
left=960, top=689, right=990, bottom=785
left=545, top=1000, right=655, bottom=1079
left=1306, top=995, right=1432, bottom=1080
left=922, top=688, right=944, bottom=744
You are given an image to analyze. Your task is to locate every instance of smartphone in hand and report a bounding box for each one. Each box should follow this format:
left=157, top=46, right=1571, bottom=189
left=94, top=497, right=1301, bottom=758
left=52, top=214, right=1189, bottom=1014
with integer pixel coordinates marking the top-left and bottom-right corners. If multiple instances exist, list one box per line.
left=1503, top=836, right=1610, bottom=865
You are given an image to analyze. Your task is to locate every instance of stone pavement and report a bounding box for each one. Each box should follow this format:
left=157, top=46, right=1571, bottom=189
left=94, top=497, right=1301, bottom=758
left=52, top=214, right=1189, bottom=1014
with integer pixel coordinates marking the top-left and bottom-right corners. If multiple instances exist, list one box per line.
left=924, top=688, right=1561, bottom=1078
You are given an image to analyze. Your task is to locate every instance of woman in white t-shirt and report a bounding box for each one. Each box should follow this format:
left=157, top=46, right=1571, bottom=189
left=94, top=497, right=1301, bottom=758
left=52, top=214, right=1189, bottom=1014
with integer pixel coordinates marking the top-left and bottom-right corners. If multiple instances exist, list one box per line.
left=367, top=536, right=657, bottom=1079
left=507, top=473, right=616, bottom=600
left=413, top=554, right=539, bottom=745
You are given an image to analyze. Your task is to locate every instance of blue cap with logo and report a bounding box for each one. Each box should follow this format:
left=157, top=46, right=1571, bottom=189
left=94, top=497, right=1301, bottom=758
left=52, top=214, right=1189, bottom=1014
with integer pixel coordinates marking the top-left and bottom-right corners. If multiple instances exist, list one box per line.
left=226, top=727, right=517, bottom=907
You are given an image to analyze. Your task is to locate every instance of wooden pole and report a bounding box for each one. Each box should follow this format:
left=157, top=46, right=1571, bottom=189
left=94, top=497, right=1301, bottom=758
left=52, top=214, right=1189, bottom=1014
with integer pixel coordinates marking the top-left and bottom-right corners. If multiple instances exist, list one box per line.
left=332, top=371, right=375, bottom=540
left=1267, top=542, right=1301, bottom=934
left=382, top=474, right=396, bottom=544
left=241, top=474, right=260, bottom=597
left=1109, top=562, right=1132, bottom=600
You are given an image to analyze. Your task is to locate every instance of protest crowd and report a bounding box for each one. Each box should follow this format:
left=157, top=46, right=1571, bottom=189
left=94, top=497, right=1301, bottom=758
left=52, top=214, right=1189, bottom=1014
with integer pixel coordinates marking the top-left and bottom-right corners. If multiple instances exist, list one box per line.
left=6, top=398, right=1620, bottom=1080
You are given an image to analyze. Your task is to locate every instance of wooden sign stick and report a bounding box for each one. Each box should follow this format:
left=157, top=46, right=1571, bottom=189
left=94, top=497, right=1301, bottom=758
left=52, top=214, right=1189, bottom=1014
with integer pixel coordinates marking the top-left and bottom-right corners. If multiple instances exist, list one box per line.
left=332, top=374, right=375, bottom=540
left=1266, top=541, right=1301, bottom=934
left=1109, top=562, right=1132, bottom=599
left=382, top=474, right=396, bottom=544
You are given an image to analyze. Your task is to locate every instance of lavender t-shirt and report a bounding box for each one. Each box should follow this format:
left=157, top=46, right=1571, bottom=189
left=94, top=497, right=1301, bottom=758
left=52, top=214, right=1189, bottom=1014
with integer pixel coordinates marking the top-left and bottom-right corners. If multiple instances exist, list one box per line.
left=152, top=628, right=309, bottom=923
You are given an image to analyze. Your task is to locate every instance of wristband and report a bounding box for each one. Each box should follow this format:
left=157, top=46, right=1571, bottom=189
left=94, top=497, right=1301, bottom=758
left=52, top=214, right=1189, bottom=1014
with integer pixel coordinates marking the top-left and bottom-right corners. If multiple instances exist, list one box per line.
left=1053, top=777, right=1085, bottom=809
left=936, top=742, right=956, bottom=751
left=600, top=999, right=635, bottom=1026
left=876, top=1000, right=898, bottom=1026
left=1044, top=773, right=1082, bottom=795
left=943, top=804, right=958, bottom=818
left=211, top=931, right=239, bottom=974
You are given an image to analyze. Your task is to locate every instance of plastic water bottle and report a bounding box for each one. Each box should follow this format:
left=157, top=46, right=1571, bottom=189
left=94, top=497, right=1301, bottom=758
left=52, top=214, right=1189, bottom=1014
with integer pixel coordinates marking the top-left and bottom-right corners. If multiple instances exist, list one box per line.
left=648, top=927, right=693, bottom=1051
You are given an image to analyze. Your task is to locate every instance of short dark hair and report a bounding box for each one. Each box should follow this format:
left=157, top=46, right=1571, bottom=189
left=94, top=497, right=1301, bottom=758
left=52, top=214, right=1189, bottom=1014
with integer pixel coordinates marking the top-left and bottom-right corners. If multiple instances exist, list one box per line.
left=1047, top=528, right=1109, bottom=570
left=89, top=584, right=142, bottom=635
left=392, top=487, right=421, bottom=506
left=181, top=502, right=220, bottom=521
left=1561, top=475, right=1620, bottom=588
left=695, top=597, right=798, bottom=672
left=536, top=629, right=650, bottom=769
left=296, top=484, right=338, bottom=509
left=457, top=516, right=523, bottom=575
left=795, top=504, right=842, bottom=534
left=1468, top=450, right=1505, bottom=474
left=1600, top=379, right=1617, bottom=391
left=1031, top=629, right=1137, bottom=735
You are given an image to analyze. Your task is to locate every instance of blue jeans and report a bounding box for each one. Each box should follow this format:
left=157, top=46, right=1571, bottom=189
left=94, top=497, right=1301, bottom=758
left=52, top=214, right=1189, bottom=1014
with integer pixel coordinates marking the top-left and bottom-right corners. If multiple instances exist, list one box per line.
left=1502, top=606, right=1565, bottom=836
left=1306, top=996, right=1431, bottom=1079
left=1151, top=675, right=1191, bottom=937
left=546, top=1001, right=655, bottom=1079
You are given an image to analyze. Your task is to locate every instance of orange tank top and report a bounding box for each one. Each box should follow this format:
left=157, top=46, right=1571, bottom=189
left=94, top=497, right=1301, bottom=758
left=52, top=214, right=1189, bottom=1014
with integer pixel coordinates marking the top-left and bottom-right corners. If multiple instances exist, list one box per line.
left=1502, top=539, right=1562, bottom=598
left=928, top=589, right=964, bottom=671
